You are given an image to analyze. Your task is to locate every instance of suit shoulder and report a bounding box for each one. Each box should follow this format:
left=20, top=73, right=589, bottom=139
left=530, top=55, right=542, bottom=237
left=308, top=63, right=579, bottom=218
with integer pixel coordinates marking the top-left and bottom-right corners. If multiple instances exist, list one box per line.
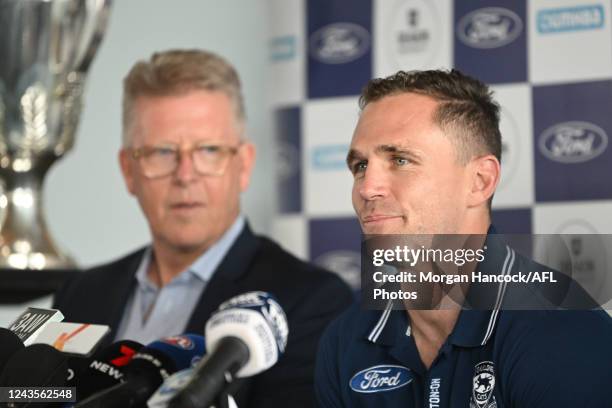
left=255, top=236, right=351, bottom=286
left=250, top=236, right=354, bottom=314
left=76, top=248, right=145, bottom=282
left=53, top=248, right=144, bottom=307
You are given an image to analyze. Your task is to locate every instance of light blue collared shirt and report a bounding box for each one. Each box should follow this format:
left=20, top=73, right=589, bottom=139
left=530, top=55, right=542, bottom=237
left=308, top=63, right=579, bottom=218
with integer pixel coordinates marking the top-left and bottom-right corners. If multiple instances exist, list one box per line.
left=114, top=216, right=245, bottom=344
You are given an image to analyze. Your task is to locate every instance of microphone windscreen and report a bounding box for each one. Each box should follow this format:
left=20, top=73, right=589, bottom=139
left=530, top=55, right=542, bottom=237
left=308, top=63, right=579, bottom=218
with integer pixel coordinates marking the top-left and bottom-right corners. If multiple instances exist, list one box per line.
left=68, top=340, right=143, bottom=400
left=0, top=328, right=24, bottom=372
left=208, top=291, right=289, bottom=377
left=0, top=343, right=68, bottom=387
left=127, top=334, right=205, bottom=379
left=74, top=335, right=204, bottom=408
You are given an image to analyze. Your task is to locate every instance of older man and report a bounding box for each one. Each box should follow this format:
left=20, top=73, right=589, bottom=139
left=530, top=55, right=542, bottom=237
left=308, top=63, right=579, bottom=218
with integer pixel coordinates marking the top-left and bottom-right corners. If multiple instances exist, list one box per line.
left=315, top=69, right=612, bottom=407
left=54, top=49, right=352, bottom=407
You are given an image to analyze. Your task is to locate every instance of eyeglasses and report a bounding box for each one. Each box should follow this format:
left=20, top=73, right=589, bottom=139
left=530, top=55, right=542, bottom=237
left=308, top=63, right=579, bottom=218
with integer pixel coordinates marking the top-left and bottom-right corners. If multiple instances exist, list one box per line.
left=129, top=142, right=241, bottom=178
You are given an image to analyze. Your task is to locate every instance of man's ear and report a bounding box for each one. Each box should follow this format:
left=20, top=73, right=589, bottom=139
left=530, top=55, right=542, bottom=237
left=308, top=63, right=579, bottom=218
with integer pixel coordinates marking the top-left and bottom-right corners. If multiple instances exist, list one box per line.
left=238, top=142, right=256, bottom=192
left=467, top=154, right=500, bottom=208
left=119, top=148, right=136, bottom=195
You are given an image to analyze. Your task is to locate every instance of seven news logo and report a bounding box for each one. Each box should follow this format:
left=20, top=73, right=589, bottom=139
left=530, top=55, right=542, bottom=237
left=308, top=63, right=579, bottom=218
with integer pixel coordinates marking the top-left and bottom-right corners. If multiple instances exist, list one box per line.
left=537, top=4, right=604, bottom=34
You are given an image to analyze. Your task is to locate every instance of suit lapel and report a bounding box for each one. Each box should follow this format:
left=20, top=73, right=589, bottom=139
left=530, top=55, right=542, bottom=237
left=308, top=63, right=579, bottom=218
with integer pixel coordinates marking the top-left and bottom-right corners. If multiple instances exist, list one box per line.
left=185, top=223, right=260, bottom=333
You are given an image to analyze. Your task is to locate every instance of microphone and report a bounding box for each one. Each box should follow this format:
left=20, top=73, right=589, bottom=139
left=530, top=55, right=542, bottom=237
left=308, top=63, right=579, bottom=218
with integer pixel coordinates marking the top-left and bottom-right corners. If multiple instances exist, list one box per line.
left=0, top=344, right=69, bottom=407
left=146, top=367, right=195, bottom=408
left=67, top=340, right=143, bottom=401
left=7, top=307, right=64, bottom=345
left=32, top=322, right=110, bottom=357
left=169, top=291, right=289, bottom=408
left=147, top=367, right=241, bottom=408
left=0, top=328, right=24, bottom=373
left=74, top=334, right=204, bottom=408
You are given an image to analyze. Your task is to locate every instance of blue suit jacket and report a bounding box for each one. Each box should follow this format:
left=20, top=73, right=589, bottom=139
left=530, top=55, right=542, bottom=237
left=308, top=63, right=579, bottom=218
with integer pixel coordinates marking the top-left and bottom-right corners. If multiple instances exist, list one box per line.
left=54, top=223, right=353, bottom=407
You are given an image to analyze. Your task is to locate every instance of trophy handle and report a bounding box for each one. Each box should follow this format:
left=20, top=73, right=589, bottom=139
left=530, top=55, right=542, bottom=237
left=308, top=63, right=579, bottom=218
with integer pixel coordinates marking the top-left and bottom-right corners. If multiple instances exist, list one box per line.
left=73, top=0, right=113, bottom=74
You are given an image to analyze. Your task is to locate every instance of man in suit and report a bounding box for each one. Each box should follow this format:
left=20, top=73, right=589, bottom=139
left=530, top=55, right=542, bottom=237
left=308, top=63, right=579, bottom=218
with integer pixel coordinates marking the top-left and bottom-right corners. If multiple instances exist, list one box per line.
left=53, top=49, right=353, bottom=407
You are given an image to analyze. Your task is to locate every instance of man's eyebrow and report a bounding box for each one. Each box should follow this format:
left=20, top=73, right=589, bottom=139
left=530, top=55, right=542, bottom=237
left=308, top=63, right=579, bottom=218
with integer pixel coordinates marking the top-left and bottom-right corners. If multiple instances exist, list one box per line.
left=375, top=144, right=422, bottom=160
left=346, top=149, right=365, bottom=168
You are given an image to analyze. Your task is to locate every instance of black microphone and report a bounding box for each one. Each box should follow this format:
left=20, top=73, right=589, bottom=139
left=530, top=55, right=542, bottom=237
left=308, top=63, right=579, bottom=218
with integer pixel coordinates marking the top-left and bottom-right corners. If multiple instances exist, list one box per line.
left=0, top=343, right=69, bottom=407
left=0, top=328, right=24, bottom=373
left=74, top=334, right=204, bottom=408
left=67, top=340, right=143, bottom=401
left=170, top=291, right=289, bottom=408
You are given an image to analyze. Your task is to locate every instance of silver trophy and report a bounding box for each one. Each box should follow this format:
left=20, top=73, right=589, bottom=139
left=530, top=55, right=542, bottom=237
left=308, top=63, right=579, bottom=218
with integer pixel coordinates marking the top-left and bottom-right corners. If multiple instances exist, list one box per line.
left=0, top=0, right=112, bottom=269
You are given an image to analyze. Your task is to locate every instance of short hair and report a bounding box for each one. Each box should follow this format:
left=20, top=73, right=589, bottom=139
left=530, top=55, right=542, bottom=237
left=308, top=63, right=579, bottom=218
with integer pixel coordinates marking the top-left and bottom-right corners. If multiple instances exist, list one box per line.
left=358, top=69, right=501, bottom=165
left=122, top=49, right=245, bottom=145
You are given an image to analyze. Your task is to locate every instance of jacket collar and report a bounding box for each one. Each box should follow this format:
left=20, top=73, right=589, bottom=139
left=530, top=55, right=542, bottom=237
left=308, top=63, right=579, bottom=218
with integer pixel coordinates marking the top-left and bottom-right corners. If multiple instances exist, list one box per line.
left=184, top=222, right=260, bottom=333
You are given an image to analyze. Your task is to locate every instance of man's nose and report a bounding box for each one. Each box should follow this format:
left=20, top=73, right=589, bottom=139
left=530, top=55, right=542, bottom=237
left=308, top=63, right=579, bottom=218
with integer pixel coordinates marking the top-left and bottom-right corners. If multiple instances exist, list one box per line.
left=174, top=150, right=198, bottom=183
left=357, top=163, right=389, bottom=201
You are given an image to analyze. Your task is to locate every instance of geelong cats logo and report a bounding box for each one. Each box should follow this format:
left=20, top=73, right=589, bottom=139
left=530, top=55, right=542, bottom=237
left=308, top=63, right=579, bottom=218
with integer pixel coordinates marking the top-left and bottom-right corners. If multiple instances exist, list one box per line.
left=470, top=361, right=497, bottom=408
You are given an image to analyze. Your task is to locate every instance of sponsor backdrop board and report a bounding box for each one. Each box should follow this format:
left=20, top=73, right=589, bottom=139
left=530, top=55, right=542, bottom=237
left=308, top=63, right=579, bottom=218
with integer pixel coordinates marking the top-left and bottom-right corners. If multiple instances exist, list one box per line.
left=269, top=0, right=612, bottom=290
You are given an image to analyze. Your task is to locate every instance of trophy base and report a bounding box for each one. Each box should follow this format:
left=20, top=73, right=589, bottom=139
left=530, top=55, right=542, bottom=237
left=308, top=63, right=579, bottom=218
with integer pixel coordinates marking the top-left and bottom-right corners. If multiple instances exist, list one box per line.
left=0, top=251, right=76, bottom=270
left=0, top=267, right=79, bottom=304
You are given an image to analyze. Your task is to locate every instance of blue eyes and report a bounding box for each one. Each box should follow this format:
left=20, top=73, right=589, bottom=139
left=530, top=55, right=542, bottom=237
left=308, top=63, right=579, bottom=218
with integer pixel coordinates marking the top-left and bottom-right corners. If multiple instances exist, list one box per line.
left=350, top=156, right=410, bottom=176
left=156, top=147, right=175, bottom=156
left=394, top=157, right=409, bottom=166
left=197, top=145, right=221, bottom=154
left=153, top=145, right=221, bottom=156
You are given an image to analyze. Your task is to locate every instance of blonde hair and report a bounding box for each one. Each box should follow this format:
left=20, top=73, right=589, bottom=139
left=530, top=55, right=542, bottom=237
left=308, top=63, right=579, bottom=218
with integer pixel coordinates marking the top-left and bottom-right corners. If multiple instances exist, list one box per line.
left=122, top=49, right=245, bottom=145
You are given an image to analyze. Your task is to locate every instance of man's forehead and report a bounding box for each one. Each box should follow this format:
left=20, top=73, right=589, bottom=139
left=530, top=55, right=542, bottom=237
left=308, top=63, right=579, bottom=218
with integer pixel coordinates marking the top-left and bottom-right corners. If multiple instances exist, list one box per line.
left=350, top=94, right=442, bottom=151
left=349, top=119, right=428, bottom=153
left=360, top=92, right=438, bottom=119
left=131, top=95, right=239, bottom=144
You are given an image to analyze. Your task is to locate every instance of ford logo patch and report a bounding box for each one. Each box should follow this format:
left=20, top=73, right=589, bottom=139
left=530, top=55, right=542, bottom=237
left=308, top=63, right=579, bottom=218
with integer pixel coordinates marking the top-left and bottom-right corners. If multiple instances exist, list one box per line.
left=310, top=22, right=370, bottom=64
left=349, top=365, right=412, bottom=393
left=457, top=7, right=523, bottom=49
left=539, top=121, right=608, bottom=163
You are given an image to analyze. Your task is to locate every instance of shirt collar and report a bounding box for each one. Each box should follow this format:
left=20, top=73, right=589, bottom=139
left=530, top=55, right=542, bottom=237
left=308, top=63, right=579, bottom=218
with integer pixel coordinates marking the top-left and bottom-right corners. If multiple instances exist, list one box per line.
left=365, top=300, right=408, bottom=346
left=451, top=226, right=517, bottom=347
left=189, top=215, right=245, bottom=282
left=365, top=225, right=516, bottom=348
left=134, top=215, right=246, bottom=288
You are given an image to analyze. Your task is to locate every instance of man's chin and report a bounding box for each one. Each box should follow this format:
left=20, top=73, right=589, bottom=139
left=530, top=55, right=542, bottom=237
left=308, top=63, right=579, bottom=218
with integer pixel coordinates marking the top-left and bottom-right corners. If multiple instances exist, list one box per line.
left=362, top=225, right=408, bottom=235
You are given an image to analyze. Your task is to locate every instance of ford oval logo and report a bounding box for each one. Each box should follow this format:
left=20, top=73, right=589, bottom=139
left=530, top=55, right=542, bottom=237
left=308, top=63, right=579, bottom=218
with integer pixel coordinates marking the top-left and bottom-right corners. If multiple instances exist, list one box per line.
left=310, top=23, right=370, bottom=64
left=315, top=250, right=361, bottom=289
left=539, top=121, right=608, bottom=163
left=457, top=7, right=523, bottom=49
left=349, top=365, right=412, bottom=393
